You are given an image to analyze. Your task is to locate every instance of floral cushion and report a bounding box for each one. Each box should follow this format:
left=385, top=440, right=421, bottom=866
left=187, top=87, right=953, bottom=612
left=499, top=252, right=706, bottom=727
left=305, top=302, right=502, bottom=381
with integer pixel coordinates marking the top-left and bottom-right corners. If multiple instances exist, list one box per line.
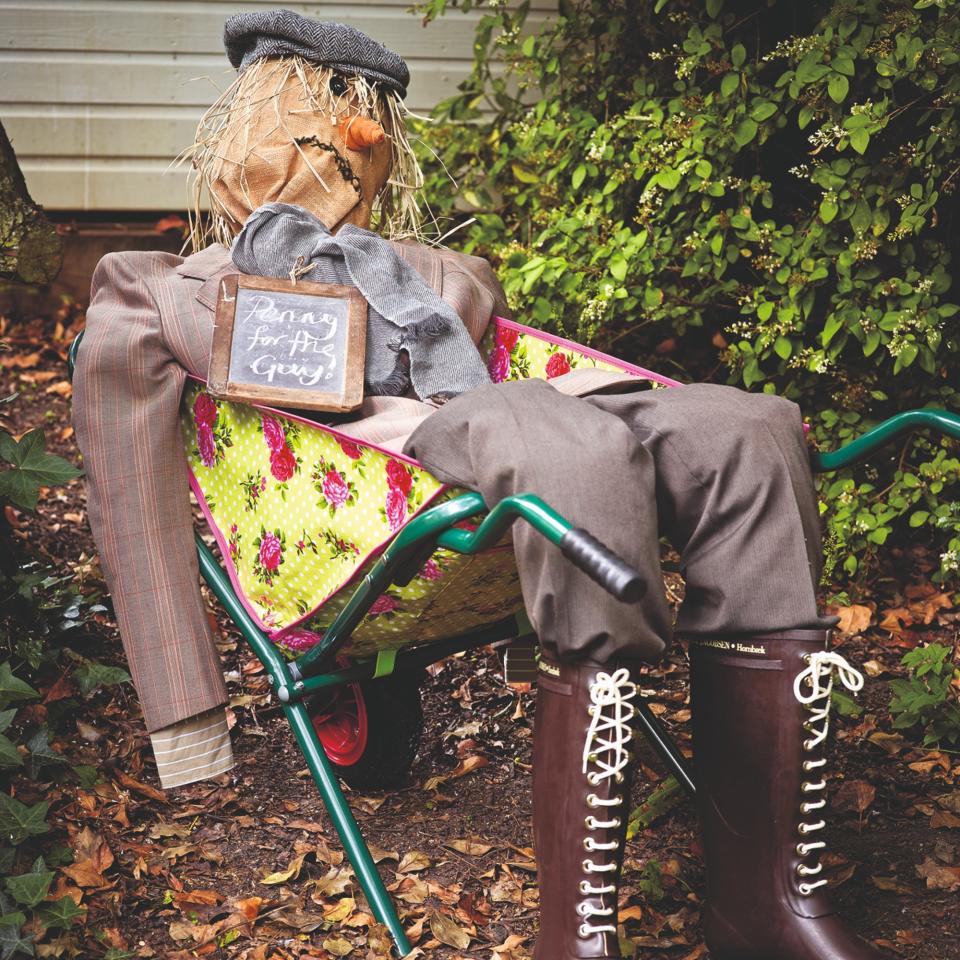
left=181, top=319, right=674, bottom=659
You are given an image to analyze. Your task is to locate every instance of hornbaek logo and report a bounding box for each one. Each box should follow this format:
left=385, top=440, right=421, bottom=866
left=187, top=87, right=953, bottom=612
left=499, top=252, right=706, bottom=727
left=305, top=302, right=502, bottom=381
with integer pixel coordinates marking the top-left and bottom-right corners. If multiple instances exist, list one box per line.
left=538, top=660, right=561, bottom=677
left=696, top=639, right=767, bottom=656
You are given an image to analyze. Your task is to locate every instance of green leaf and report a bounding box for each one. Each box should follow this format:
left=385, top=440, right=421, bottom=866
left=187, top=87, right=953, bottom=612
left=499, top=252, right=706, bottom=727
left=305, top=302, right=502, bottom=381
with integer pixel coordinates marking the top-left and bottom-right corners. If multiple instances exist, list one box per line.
left=0, top=430, right=81, bottom=512
left=0, top=922, right=34, bottom=960
left=0, top=735, right=22, bottom=771
left=828, top=74, right=849, bottom=104
left=750, top=100, right=777, bottom=121
left=0, top=795, right=49, bottom=845
left=511, top=164, right=539, bottom=185
left=657, top=167, right=680, bottom=190
left=720, top=72, right=740, bottom=98
left=733, top=118, right=758, bottom=147
left=36, top=897, right=84, bottom=930
left=706, top=0, right=723, bottom=16
left=0, top=665, right=37, bottom=711
left=849, top=127, right=869, bottom=154
left=571, top=164, right=586, bottom=189
left=757, top=301, right=774, bottom=322
left=819, top=197, right=838, bottom=223
left=850, top=200, right=871, bottom=235
left=5, top=870, right=53, bottom=909
left=0, top=711, right=16, bottom=735
left=832, top=56, right=856, bottom=76
left=910, top=511, right=930, bottom=527
left=731, top=43, right=746, bottom=69
left=521, top=34, right=536, bottom=57
left=24, top=729, right=67, bottom=778
left=773, top=337, right=793, bottom=360
left=609, top=256, right=628, bottom=282
left=72, top=661, right=131, bottom=698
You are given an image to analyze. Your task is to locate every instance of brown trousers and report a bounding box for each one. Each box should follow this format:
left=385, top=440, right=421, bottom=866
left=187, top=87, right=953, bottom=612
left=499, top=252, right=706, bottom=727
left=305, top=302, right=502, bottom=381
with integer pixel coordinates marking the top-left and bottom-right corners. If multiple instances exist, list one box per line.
left=404, top=378, right=836, bottom=664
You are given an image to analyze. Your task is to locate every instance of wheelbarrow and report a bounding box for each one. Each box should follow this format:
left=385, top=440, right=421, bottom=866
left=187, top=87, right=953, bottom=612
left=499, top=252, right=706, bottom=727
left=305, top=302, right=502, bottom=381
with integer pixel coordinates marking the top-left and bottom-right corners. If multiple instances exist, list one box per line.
left=69, top=317, right=960, bottom=957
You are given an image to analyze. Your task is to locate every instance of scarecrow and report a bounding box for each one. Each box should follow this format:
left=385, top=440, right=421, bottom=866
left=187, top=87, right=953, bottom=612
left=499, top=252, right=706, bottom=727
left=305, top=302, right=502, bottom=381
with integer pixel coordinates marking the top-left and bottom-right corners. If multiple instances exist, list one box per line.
left=73, top=10, right=884, bottom=960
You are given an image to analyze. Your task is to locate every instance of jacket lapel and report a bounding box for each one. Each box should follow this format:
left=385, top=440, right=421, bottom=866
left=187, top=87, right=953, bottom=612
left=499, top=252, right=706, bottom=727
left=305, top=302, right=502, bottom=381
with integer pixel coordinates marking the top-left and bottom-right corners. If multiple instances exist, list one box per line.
left=175, top=244, right=236, bottom=310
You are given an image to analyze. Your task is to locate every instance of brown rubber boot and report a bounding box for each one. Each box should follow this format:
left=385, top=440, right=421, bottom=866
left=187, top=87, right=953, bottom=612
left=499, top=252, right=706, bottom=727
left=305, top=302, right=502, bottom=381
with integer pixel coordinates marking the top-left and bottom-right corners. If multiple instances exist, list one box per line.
left=689, top=630, right=886, bottom=960
left=532, top=655, right=638, bottom=960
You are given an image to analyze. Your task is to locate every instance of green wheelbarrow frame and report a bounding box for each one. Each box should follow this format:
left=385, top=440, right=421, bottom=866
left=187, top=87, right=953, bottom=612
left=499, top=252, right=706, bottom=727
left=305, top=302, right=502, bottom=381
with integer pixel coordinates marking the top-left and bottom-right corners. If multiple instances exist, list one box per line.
left=68, top=333, right=960, bottom=957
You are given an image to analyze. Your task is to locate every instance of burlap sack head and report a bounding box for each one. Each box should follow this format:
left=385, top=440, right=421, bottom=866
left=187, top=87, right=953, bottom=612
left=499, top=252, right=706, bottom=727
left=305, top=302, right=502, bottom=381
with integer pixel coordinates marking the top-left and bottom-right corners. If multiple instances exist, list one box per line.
left=186, top=57, right=423, bottom=250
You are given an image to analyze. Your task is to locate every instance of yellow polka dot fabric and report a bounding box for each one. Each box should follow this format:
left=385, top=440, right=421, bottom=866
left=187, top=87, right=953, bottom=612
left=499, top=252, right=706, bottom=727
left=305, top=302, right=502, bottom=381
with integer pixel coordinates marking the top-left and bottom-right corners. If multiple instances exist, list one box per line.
left=181, top=320, right=656, bottom=659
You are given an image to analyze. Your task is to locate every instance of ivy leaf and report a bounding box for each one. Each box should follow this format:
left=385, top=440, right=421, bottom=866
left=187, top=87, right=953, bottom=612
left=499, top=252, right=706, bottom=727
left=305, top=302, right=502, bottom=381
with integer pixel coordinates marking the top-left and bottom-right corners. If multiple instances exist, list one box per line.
left=0, top=711, right=15, bottom=734
left=0, top=665, right=37, bottom=712
left=828, top=73, right=849, bottom=103
left=0, top=922, right=34, bottom=960
left=733, top=118, right=758, bottom=147
left=4, top=869, right=53, bottom=909
left=24, top=729, right=67, bottom=779
left=0, top=795, right=49, bottom=845
left=0, top=429, right=81, bottom=512
left=0, top=735, right=22, bottom=771
left=72, top=661, right=131, bottom=699
left=36, top=897, right=84, bottom=930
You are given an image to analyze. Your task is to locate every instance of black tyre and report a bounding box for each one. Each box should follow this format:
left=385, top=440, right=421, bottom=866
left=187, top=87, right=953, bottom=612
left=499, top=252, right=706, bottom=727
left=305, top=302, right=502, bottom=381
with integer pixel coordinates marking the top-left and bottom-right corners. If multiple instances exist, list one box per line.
left=307, top=669, right=424, bottom=790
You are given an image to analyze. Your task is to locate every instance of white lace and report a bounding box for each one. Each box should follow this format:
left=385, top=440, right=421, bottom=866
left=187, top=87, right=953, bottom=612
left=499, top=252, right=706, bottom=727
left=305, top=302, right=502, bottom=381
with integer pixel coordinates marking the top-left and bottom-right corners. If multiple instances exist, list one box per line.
left=578, top=669, right=637, bottom=937
left=792, top=651, right=864, bottom=895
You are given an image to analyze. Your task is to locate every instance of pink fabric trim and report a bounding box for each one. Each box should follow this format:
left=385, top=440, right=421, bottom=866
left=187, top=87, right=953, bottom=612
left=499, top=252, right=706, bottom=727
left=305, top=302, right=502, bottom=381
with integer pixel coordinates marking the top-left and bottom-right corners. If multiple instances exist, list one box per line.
left=494, top=317, right=685, bottom=388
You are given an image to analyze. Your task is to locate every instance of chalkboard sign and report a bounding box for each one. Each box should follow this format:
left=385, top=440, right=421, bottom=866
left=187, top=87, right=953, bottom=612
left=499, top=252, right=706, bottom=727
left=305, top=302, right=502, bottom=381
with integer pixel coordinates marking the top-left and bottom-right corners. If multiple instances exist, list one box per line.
left=208, top=274, right=367, bottom=413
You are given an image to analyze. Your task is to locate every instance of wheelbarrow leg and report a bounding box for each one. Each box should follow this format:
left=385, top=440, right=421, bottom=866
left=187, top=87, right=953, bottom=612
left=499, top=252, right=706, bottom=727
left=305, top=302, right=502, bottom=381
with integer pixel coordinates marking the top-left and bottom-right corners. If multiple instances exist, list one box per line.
left=284, top=701, right=412, bottom=958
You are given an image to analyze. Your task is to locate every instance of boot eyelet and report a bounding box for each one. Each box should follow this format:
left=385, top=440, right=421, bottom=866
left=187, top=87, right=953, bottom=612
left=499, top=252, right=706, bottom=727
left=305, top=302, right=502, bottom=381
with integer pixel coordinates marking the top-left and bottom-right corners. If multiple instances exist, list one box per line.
left=583, top=859, right=594, bottom=872
left=612, top=817, right=621, bottom=829
left=798, top=823, right=810, bottom=834
left=587, top=794, right=600, bottom=808
left=587, top=772, right=602, bottom=786
left=579, top=880, right=590, bottom=894
left=802, top=739, right=815, bottom=752
left=583, top=838, right=594, bottom=851
left=796, top=843, right=809, bottom=856
left=798, top=883, right=813, bottom=896
left=803, top=654, right=812, bottom=664
left=802, top=760, right=815, bottom=771
left=578, top=923, right=592, bottom=938
left=576, top=902, right=591, bottom=917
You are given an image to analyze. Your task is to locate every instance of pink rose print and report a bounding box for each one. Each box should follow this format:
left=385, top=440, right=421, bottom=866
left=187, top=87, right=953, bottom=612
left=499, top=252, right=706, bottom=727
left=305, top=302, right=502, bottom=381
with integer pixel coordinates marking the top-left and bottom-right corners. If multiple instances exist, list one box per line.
left=261, top=415, right=286, bottom=452
left=385, top=485, right=408, bottom=531
left=270, top=443, right=297, bottom=482
left=338, top=438, right=363, bottom=460
left=419, top=558, right=443, bottom=581
left=385, top=459, right=412, bottom=496
left=369, top=594, right=399, bottom=616
left=279, top=628, right=324, bottom=652
left=322, top=468, right=350, bottom=509
left=497, top=326, right=520, bottom=352
left=546, top=352, right=572, bottom=379
left=193, top=391, right=217, bottom=428
left=258, top=531, right=283, bottom=572
left=196, top=423, right=216, bottom=467
left=487, top=344, right=510, bottom=384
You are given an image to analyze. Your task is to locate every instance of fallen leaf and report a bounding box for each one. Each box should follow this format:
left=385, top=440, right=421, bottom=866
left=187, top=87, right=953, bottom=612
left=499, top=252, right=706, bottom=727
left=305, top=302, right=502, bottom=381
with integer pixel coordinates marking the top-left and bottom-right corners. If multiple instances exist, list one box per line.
left=428, top=910, right=471, bottom=950
left=916, top=857, right=960, bottom=891
left=397, top=851, right=431, bottom=874
left=832, top=604, right=872, bottom=635
left=116, top=770, right=167, bottom=802
left=323, top=936, right=355, bottom=956
left=446, top=838, right=493, bottom=856
left=261, top=853, right=307, bottom=885
left=45, top=380, right=72, bottom=397
left=832, top=779, right=875, bottom=815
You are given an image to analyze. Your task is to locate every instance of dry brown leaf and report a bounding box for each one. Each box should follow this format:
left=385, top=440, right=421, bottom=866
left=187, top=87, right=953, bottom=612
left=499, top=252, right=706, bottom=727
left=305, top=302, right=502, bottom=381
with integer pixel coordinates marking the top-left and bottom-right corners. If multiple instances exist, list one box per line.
left=832, top=604, right=873, bottom=635
left=261, top=853, right=307, bottom=885
left=323, top=897, right=356, bottom=923
left=313, top=866, right=356, bottom=899
left=916, top=857, right=960, bottom=891
left=878, top=607, right=912, bottom=633
left=288, top=819, right=326, bottom=834
left=323, top=936, right=355, bottom=957
left=832, top=779, right=876, bottom=815
left=931, top=810, right=960, bottom=829
left=45, top=380, right=72, bottom=397
left=115, top=770, right=167, bottom=802
left=397, top=851, right=431, bottom=873
left=428, top=911, right=471, bottom=950
left=446, top=838, right=493, bottom=857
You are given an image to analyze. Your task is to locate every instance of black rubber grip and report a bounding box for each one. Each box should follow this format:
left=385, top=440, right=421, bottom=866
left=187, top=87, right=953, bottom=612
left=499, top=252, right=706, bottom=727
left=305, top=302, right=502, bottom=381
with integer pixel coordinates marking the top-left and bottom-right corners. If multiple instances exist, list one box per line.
left=559, top=528, right=646, bottom=603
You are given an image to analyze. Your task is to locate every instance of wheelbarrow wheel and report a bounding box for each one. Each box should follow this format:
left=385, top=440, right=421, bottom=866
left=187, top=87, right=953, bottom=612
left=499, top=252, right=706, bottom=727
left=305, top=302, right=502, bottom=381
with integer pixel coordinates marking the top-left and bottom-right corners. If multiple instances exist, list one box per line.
left=307, top=670, right=424, bottom=791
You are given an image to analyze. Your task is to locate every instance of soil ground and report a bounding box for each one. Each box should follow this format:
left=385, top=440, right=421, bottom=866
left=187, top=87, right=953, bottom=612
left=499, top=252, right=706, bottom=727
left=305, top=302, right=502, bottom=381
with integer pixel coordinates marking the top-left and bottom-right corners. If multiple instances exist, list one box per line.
left=2, top=305, right=958, bottom=959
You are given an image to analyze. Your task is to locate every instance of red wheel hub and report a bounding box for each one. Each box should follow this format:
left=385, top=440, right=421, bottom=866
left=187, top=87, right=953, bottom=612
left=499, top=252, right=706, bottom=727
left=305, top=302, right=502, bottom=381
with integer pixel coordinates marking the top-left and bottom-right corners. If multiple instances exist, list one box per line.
left=310, top=682, right=369, bottom=767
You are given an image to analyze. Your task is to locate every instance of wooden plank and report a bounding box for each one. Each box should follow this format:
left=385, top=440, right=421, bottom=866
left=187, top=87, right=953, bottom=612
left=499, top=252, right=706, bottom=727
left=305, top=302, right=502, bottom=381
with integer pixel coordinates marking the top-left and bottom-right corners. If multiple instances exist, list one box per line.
left=0, top=55, right=476, bottom=111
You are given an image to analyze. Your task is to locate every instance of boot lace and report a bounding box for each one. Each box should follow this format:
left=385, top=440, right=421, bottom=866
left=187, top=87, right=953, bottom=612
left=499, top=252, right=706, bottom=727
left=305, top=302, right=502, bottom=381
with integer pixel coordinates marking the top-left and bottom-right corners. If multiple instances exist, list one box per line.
left=792, top=651, right=864, bottom=895
left=578, top=668, right=637, bottom=937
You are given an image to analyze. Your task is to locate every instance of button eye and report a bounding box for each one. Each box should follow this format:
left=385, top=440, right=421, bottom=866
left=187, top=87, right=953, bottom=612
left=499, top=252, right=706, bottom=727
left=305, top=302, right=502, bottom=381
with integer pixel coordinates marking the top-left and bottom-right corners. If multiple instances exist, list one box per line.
left=329, top=74, right=348, bottom=96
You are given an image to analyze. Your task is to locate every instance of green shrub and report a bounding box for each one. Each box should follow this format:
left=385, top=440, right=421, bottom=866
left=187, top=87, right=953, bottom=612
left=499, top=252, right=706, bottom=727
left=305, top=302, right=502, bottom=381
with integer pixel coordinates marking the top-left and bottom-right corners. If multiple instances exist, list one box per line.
left=415, top=0, right=960, bottom=584
left=888, top=642, right=960, bottom=747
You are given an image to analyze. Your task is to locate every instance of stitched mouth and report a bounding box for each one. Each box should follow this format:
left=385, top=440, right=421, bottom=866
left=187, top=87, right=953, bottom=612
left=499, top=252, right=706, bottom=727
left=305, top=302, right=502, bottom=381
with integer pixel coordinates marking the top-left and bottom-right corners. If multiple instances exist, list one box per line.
left=295, top=136, right=363, bottom=200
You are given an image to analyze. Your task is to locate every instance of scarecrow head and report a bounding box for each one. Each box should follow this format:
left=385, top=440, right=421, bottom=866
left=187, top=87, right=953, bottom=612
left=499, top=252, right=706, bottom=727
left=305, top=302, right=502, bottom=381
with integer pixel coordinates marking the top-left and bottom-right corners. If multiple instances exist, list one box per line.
left=187, top=10, right=423, bottom=249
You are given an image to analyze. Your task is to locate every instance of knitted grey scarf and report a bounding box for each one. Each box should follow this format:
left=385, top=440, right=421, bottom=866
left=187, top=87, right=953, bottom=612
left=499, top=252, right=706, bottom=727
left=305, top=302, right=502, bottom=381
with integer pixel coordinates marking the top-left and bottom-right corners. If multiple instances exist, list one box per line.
left=231, top=203, right=490, bottom=400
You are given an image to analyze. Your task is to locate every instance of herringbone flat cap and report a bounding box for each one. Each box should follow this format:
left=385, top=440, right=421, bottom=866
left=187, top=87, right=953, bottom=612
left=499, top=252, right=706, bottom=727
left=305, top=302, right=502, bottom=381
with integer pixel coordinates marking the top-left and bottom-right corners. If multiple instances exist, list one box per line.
left=224, top=9, right=409, bottom=98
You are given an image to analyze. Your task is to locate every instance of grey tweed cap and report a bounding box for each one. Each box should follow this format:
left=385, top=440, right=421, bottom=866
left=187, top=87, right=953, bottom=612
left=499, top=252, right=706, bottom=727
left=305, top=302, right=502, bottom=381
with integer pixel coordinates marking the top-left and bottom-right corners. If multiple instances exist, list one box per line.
left=224, top=9, right=409, bottom=98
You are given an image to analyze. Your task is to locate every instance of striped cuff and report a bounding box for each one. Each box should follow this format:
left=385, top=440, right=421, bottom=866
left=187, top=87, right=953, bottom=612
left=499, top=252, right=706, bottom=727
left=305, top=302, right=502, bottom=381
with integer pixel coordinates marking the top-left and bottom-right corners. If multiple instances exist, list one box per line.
left=150, top=707, right=235, bottom=790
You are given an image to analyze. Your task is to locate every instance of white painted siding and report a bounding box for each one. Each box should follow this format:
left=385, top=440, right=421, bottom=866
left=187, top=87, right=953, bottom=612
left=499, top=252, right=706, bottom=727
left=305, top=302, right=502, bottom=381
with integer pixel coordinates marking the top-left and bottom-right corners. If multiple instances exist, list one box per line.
left=1, top=0, right=550, bottom=211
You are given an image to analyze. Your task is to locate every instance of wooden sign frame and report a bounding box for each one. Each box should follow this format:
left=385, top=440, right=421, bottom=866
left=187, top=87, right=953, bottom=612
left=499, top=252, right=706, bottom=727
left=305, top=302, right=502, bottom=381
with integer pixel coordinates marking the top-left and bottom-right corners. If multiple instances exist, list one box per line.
left=208, top=274, right=367, bottom=413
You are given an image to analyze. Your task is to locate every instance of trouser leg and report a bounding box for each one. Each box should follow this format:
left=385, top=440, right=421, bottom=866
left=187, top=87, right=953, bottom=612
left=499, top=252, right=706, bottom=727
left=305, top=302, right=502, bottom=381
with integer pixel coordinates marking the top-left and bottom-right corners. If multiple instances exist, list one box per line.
left=404, top=378, right=672, bottom=663
left=72, top=253, right=228, bottom=735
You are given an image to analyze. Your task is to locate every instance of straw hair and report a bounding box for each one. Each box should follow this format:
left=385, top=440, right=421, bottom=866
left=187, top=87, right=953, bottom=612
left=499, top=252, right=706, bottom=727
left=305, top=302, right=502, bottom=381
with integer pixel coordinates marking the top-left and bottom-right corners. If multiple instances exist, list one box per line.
left=181, top=56, right=425, bottom=252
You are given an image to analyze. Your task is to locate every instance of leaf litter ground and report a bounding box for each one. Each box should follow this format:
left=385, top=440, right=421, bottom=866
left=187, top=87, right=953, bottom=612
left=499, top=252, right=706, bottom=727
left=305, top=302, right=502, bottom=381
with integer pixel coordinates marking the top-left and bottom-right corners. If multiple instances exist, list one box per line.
left=2, top=305, right=958, bottom=959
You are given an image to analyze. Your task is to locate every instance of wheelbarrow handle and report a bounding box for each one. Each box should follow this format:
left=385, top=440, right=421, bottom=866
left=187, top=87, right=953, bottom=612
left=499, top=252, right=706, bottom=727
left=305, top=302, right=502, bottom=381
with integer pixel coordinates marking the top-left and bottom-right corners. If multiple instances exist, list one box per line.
left=560, top=527, right=646, bottom=604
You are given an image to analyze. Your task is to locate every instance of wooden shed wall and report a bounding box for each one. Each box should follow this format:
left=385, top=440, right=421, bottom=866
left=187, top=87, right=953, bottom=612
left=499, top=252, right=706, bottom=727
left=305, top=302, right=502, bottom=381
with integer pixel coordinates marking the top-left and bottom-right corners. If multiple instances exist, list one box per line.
left=1, top=0, right=547, bottom=211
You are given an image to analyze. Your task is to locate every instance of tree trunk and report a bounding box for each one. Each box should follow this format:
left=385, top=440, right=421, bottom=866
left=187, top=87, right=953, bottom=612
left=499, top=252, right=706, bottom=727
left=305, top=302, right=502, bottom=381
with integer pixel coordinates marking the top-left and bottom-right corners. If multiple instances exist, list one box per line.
left=0, top=121, right=62, bottom=285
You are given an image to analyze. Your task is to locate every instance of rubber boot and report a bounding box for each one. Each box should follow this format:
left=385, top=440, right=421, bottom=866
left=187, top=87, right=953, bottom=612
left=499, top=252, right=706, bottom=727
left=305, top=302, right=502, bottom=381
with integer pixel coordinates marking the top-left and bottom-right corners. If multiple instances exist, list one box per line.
left=532, top=655, right=638, bottom=960
left=689, top=630, right=885, bottom=960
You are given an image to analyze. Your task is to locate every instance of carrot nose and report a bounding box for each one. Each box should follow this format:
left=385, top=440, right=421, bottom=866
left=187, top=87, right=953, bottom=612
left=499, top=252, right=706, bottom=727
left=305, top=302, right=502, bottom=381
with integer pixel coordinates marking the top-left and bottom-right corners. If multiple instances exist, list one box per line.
left=338, top=116, right=385, bottom=150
